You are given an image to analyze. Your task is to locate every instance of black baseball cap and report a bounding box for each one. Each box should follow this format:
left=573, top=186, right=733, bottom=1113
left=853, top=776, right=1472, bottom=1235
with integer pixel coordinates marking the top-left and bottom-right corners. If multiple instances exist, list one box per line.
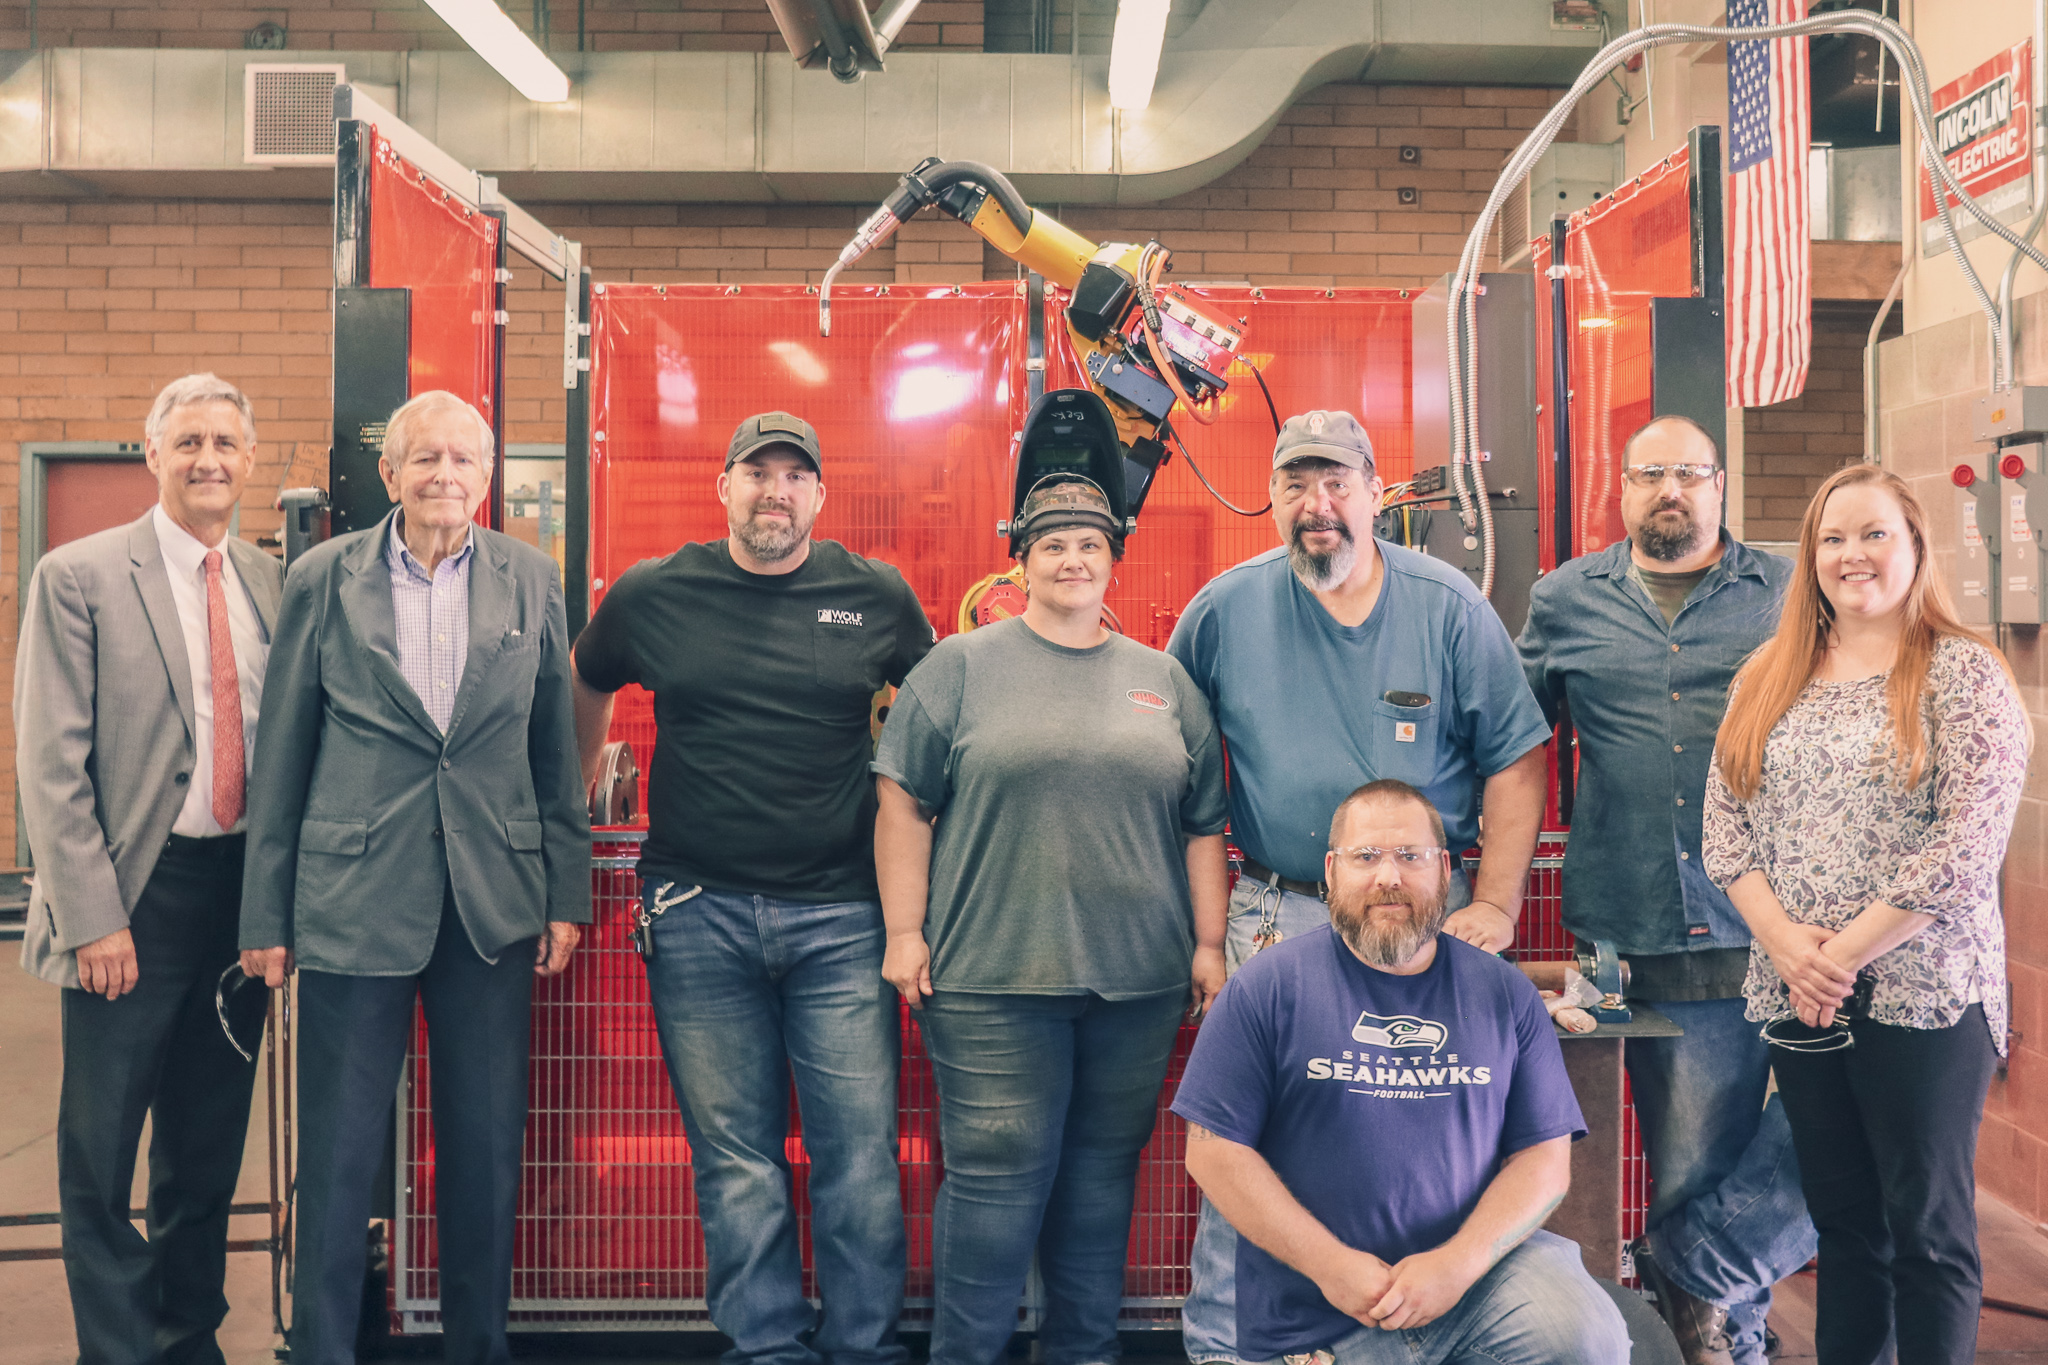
left=726, top=411, right=822, bottom=474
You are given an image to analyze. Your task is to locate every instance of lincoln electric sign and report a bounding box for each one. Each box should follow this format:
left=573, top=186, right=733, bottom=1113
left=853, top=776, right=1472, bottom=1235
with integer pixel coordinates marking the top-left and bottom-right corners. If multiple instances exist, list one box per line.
left=1920, top=40, right=2036, bottom=254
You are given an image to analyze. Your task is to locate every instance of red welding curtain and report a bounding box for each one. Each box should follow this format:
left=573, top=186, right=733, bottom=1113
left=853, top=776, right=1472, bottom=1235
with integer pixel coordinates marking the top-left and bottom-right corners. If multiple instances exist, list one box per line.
left=1043, top=286, right=1416, bottom=647
left=1532, top=149, right=1695, bottom=565
left=367, top=131, right=501, bottom=520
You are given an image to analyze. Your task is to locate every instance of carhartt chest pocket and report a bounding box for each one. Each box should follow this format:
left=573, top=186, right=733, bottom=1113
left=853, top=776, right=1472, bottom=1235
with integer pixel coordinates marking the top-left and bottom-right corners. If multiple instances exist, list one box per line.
left=1368, top=697, right=1439, bottom=781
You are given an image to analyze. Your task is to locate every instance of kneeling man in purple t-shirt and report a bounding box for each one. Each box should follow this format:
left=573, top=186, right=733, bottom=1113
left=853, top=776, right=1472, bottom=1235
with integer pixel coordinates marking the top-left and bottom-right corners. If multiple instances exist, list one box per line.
left=1172, top=779, right=1628, bottom=1365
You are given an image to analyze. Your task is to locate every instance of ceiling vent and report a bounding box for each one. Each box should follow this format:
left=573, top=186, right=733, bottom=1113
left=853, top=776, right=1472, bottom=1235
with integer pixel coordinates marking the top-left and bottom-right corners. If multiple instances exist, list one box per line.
left=244, top=63, right=346, bottom=165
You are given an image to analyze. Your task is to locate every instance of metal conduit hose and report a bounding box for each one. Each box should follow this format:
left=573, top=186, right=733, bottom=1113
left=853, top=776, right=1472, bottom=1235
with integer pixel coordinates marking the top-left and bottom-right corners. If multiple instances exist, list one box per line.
left=1994, top=0, right=2048, bottom=393
left=1447, top=13, right=2043, bottom=596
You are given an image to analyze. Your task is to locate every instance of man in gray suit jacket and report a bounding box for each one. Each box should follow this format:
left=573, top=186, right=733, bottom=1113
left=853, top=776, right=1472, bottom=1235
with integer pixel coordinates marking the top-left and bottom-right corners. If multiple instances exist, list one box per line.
left=16, top=373, right=283, bottom=1365
left=238, top=390, right=589, bottom=1365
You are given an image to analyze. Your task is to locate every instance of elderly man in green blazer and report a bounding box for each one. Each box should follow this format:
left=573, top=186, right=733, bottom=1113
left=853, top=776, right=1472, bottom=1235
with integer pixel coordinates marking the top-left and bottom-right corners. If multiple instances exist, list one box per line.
left=239, top=389, right=589, bottom=1365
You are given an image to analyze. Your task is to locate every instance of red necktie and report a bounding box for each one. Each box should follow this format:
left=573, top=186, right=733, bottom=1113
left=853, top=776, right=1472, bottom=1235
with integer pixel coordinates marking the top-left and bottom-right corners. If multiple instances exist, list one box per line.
left=204, top=550, right=245, bottom=830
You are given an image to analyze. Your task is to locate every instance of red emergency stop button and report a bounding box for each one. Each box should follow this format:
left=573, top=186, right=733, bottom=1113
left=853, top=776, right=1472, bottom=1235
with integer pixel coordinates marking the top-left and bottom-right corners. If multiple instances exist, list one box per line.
left=2004, top=453, right=2029, bottom=479
left=1954, top=464, right=1977, bottom=487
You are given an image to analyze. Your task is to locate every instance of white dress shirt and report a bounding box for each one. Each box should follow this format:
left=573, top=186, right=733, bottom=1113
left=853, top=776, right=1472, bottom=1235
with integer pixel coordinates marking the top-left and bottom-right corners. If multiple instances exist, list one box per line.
left=152, top=503, right=270, bottom=837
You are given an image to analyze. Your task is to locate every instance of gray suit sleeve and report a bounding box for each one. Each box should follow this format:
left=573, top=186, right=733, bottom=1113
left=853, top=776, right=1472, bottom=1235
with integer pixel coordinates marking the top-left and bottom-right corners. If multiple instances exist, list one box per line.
left=530, top=566, right=593, bottom=924
left=14, top=555, right=129, bottom=948
left=239, top=560, right=329, bottom=951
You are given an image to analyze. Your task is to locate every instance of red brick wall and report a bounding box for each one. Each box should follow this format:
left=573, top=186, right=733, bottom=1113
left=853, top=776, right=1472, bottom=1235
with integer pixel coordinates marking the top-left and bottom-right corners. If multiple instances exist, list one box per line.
left=0, top=80, right=1565, bottom=862
left=1741, top=301, right=1898, bottom=543
left=0, top=0, right=983, bottom=54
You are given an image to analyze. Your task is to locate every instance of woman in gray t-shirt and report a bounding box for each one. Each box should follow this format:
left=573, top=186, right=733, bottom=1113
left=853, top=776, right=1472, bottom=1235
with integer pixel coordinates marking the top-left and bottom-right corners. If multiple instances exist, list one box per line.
left=873, top=475, right=1228, bottom=1365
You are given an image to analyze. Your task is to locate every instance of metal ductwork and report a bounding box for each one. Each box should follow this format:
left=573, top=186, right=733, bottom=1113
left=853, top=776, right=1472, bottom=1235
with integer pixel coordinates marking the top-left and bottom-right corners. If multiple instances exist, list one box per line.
left=0, top=0, right=1601, bottom=204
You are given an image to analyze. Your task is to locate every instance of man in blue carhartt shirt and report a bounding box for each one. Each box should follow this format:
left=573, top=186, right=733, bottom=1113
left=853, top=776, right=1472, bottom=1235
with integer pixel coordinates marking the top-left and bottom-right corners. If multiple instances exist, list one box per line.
left=1174, top=780, right=1625, bottom=1365
left=1167, top=410, right=1551, bottom=1365
left=1517, top=415, right=1811, bottom=1365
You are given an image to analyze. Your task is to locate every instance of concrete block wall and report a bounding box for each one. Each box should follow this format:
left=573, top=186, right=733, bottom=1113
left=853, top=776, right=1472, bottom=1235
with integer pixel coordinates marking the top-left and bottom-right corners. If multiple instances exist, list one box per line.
left=1877, top=299, right=2048, bottom=1223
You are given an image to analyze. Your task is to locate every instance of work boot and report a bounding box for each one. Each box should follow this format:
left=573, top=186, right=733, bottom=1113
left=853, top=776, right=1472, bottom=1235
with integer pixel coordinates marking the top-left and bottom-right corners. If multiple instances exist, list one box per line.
left=1633, top=1238, right=1737, bottom=1365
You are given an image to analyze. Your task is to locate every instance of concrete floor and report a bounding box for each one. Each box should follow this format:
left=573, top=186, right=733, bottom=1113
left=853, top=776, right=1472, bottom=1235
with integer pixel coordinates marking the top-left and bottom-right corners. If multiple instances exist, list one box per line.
left=4, top=959, right=2048, bottom=1364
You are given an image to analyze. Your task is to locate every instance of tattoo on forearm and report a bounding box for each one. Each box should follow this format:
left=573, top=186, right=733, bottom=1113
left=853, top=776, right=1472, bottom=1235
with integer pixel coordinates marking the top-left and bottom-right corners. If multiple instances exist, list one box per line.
left=1487, top=1192, right=1564, bottom=1267
left=1186, top=1123, right=1218, bottom=1142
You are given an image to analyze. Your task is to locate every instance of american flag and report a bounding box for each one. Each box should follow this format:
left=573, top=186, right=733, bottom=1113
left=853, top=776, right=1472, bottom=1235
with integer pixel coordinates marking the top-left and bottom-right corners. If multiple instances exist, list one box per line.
left=1726, top=0, right=1811, bottom=409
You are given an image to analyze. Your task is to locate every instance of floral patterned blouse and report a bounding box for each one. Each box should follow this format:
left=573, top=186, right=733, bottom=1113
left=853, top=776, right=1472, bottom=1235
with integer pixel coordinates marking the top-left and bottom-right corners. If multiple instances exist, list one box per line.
left=1703, top=636, right=2028, bottom=1053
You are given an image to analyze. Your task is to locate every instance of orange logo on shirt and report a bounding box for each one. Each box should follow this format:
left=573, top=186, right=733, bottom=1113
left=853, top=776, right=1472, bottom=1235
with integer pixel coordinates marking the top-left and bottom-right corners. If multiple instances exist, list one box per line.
left=1127, top=689, right=1170, bottom=712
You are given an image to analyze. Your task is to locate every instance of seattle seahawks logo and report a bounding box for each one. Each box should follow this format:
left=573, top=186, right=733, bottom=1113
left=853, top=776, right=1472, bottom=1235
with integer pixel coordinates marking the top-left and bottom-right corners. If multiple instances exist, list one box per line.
left=1352, top=1011, right=1448, bottom=1051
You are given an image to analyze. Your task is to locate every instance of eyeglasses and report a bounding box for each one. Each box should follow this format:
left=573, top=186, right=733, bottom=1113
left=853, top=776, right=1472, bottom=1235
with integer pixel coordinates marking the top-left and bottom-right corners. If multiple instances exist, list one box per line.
left=1622, top=463, right=1719, bottom=489
left=214, top=964, right=271, bottom=1063
left=1331, top=845, right=1444, bottom=872
left=1758, top=1012, right=1855, bottom=1053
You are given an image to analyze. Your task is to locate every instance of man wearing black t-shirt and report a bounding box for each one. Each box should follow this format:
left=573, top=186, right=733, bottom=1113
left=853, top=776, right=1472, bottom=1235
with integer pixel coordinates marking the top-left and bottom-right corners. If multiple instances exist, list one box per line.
left=573, top=412, right=933, bottom=1365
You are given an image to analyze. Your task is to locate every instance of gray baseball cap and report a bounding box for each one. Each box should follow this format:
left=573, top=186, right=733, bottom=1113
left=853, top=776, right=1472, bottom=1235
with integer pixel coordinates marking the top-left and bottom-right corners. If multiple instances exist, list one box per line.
left=726, top=411, right=822, bottom=474
left=1272, top=409, right=1375, bottom=473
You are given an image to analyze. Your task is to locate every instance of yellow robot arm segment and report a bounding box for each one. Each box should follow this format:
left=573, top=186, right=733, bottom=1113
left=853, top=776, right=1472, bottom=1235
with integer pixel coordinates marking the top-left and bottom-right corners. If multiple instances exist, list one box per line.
left=963, top=194, right=1095, bottom=290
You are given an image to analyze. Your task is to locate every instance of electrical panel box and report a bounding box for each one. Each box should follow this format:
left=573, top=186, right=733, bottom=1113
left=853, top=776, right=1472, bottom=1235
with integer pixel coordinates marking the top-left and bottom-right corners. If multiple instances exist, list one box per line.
left=2001, top=443, right=2047, bottom=625
left=1410, top=272, right=1540, bottom=635
left=1952, top=456, right=1999, bottom=627
left=1973, top=388, right=2048, bottom=442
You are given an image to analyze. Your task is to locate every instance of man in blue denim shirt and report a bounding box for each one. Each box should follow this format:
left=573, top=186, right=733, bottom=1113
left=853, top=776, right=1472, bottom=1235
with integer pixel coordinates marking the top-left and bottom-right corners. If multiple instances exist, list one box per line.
left=1516, top=416, right=1812, bottom=1365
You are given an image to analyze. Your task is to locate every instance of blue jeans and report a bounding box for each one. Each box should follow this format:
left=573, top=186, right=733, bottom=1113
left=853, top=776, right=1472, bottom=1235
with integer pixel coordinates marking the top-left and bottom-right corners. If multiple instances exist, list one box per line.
left=643, top=882, right=909, bottom=1365
left=918, top=988, right=1189, bottom=1365
left=1307, top=1231, right=1628, bottom=1365
left=1187, top=879, right=1339, bottom=1365
left=1626, top=997, right=1818, bottom=1365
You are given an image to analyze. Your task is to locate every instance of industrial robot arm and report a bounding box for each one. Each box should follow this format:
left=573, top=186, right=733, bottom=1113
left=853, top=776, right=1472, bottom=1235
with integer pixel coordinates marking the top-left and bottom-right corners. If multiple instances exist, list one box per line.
left=821, top=157, right=1247, bottom=455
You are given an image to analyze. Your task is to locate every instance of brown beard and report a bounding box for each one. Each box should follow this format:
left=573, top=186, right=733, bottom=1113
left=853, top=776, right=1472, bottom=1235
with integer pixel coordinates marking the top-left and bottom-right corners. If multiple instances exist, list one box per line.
left=1329, top=878, right=1450, bottom=967
left=731, top=501, right=814, bottom=562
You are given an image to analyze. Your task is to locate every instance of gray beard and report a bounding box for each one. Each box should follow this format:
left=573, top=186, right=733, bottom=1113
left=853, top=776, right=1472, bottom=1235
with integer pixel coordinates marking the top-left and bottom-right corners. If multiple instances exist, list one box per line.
left=1288, top=520, right=1357, bottom=591
left=1635, top=506, right=1708, bottom=562
left=731, top=508, right=811, bottom=563
left=1330, top=884, right=1450, bottom=968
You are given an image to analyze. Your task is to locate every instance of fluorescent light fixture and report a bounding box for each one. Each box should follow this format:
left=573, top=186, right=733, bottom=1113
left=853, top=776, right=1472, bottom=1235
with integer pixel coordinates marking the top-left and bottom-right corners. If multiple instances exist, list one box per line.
left=420, top=0, right=572, bottom=103
left=1108, top=0, right=1172, bottom=111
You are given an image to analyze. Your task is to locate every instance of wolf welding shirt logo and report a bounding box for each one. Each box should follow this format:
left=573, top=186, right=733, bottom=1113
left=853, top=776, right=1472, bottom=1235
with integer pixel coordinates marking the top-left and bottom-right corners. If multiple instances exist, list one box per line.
left=1127, top=689, right=1170, bottom=712
left=817, top=609, right=864, bottom=626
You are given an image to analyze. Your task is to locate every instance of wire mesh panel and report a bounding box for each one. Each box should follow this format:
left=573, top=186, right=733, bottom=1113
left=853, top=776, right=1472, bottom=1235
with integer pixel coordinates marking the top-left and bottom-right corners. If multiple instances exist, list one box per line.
left=394, top=840, right=1201, bottom=1331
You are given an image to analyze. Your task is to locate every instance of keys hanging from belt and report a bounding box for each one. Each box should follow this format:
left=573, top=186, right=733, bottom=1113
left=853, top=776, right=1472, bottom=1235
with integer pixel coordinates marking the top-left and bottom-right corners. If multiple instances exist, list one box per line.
left=635, top=880, right=702, bottom=962
left=1243, top=866, right=1287, bottom=955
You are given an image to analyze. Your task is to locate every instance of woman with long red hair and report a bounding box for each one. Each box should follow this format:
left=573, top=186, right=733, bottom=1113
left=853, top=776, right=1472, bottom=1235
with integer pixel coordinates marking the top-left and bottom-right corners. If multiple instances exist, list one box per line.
left=1704, top=463, right=2029, bottom=1364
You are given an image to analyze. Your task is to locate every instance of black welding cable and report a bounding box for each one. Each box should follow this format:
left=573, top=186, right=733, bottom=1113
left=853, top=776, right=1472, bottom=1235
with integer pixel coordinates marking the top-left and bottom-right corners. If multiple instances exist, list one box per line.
left=1244, top=358, right=1282, bottom=436
left=1168, top=424, right=1270, bottom=518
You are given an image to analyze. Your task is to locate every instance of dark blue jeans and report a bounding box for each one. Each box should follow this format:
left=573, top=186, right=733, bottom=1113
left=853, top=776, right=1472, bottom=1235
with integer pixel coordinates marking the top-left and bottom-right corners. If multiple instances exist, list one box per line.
left=643, top=883, right=908, bottom=1365
left=1625, top=998, right=1818, bottom=1365
left=918, top=989, right=1188, bottom=1365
